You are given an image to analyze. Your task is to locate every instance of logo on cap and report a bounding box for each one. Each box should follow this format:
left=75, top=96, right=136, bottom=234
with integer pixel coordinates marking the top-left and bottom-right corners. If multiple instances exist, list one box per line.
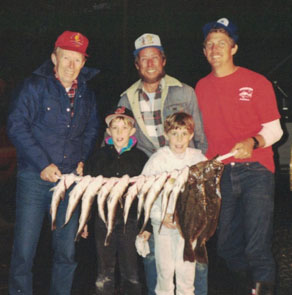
left=115, top=106, right=126, bottom=114
left=133, top=33, right=164, bottom=57
left=217, top=18, right=229, bottom=27
left=71, top=33, right=84, bottom=47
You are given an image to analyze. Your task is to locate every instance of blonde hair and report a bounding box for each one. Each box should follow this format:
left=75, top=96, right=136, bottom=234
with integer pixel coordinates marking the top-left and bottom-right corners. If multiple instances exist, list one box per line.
left=164, top=112, right=194, bottom=134
left=108, top=116, right=134, bottom=128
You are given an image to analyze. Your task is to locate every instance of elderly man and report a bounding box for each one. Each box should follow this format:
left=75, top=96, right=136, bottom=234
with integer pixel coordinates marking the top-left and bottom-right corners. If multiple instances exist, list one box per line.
left=195, top=18, right=283, bottom=295
left=7, top=31, right=99, bottom=295
left=118, top=33, right=208, bottom=295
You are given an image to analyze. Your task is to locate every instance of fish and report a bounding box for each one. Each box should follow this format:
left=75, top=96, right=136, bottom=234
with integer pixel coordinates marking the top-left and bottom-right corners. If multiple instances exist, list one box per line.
left=104, top=175, right=130, bottom=246
left=136, top=175, right=156, bottom=221
left=75, top=175, right=104, bottom=241
left=139, top=171, right=168, bottom=234
left=50, top=175, right=66, bottom=231
left=159, top=169, right=180, bottom=232
left=193, top=159, right=224, bottom=263
left=97, top=177, right=118, bottom=225
left=123, top=175, right=146, bottom=227
left=64, top=173, right=82, bottom=190
left=176, top=164, right=207, bottom=262
left=63, top=175, right=93, bottom=226
left=167, top=166, right=190, bottom=217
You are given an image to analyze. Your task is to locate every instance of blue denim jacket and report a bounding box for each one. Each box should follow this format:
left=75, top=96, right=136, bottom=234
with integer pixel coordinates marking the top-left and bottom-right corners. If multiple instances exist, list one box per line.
left=7, top=60, right=100, bottom=174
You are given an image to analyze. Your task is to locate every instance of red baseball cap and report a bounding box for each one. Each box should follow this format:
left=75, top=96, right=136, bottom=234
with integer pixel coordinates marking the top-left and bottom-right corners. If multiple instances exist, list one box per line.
left=54, top=31, right=89, bottom=56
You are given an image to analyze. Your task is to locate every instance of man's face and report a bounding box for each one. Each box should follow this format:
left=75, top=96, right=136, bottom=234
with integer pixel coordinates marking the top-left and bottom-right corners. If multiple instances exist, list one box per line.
left=51, top=48, right=86, bottom=88
left=135, top=47, right=166, bottom=84
left=203, top=32, right=238, bottom=70
left=106, top=118, right=136, bottom=152
left=165, top=127, right=194, bottom=155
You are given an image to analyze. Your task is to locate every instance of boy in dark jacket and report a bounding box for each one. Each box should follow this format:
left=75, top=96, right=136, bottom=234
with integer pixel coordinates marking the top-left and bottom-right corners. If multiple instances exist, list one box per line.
left=84, top=106, right=149, bottom=295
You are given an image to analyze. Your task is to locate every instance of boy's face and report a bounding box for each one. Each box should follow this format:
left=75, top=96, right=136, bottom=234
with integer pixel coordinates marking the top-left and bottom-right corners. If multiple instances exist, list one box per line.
left=106, top=118, right=136, bottom=152
left=165, top=127, right=194, bottom=155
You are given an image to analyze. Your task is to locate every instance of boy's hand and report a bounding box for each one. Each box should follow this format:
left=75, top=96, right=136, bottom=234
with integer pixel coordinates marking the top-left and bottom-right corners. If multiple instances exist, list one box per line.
left=80, top=224, right=89, bottom=239
left=163, top=213, right=177, bottom=229
left=139, top=231, right=151, bottom=241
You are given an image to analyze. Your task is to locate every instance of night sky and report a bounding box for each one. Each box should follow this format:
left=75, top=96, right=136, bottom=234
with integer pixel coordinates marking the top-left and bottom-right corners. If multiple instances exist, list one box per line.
left=1, top=0, right=292, bottom=120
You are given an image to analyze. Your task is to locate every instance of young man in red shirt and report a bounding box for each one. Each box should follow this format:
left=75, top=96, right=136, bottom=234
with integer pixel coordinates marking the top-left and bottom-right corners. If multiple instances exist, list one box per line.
left=195, top=18, right=283, bottom=295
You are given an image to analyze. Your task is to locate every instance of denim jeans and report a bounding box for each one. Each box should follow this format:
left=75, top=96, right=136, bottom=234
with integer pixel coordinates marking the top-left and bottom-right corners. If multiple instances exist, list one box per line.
left=94, top=216, right=142, bottom=295
left=217, top=162, right=275, bottom=282
left=9, top=171, right=79, bottom=295
left=194, top=262, right=208, bottom=295
left=143, top=234, right=157, bottom=295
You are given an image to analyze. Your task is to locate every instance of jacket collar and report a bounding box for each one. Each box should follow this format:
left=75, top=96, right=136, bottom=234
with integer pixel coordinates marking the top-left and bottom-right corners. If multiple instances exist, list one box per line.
left=105, top=135, right=137, bottom=155
left=120, top=74, right=182, bottom=97
left=33, top=59, right=100, bottom=83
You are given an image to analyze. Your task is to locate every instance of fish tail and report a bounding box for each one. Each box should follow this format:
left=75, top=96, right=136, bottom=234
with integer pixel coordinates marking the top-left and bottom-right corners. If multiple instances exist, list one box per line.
left=158, top=221, right=163, bottom=233
left=51, top=222, right=56, bottom=231
left=194, top=242, right=208, bottom=264
left=104, top=233, right=112, bottom=246
left=74, top=232, right=81, bottom=242
left=139, top=222, right=147, bottom=235
left=183, top=241, right=195, bottom=262
left=137, top=211, right=141, bottom=221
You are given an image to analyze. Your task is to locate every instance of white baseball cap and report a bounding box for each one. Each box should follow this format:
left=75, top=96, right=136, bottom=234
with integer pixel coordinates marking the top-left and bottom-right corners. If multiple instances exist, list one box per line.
left=133, top=33, right=164, bottom=57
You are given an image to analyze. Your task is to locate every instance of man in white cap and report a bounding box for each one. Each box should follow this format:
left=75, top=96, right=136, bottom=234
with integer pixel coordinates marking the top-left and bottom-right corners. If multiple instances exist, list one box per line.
left=195, top=18, right=283, bottom=295
left=118, top=33, right=208, bottom=295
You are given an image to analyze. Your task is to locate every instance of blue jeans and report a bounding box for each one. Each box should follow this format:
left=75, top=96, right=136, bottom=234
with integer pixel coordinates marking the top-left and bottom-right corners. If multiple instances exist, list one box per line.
left=217, top=162, right=275, bottom=282
left=143, top=234, right=157, bottom=295
left=194, top=262, right=208, bottom=295
left=9, top=171, right=79, bottom=295
left=94, top=217, right=142, bottom=295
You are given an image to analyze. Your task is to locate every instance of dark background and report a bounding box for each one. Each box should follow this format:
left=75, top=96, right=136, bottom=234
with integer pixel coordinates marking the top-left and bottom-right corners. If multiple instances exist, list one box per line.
left=1, top=0, right=292, bottom=124
left=1, top=2, right=292, bottom=293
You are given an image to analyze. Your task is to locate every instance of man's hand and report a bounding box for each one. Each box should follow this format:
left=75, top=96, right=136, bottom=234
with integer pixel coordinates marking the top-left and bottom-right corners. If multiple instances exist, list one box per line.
left=231, top=138, right=254, bottom=159
left=76, top=162, right=84, bottom=176
left=40, top=163, right=62, bottom=182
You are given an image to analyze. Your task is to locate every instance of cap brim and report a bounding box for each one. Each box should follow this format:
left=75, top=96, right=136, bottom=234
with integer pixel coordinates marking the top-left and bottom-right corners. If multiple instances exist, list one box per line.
left=56, top=45, right=89, bottom=57
left=133, top=45, right=164, bottom=57
left=105, top=114, right=135, bottom=126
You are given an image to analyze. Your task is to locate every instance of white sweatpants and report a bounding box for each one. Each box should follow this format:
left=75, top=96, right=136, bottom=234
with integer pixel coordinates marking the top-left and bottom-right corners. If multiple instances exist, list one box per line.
left=153, top=225, right=196, bottom=295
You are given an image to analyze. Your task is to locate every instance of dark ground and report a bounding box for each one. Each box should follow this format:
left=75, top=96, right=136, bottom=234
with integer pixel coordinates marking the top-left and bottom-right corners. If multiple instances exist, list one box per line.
left=0, top=170, right=292, bottom=295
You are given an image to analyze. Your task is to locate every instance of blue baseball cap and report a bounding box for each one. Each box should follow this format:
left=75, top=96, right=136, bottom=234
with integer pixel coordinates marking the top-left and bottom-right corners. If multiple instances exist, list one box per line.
left=203, top=18, right=238, bottom=43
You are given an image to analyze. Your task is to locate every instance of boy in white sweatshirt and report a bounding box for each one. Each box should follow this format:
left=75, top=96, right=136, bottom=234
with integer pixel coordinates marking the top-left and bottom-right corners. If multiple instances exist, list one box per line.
left=142, top=112, right=207, bottom=295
